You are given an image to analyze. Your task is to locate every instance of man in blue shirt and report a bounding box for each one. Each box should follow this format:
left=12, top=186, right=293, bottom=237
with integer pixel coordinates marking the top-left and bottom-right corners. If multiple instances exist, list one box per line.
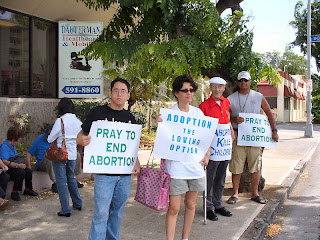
left=26, top=125, right=58, bottom=193
left=0, top=126, right=38, bottom=201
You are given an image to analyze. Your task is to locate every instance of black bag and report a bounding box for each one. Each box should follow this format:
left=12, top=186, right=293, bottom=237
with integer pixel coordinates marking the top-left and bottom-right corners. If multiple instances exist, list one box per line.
left=8, top=154, right=26, bottom=164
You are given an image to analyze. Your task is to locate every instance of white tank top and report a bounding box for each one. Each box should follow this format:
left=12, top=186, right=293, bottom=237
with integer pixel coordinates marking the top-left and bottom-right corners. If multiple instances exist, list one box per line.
left=227, top=90, right=263, bottom=129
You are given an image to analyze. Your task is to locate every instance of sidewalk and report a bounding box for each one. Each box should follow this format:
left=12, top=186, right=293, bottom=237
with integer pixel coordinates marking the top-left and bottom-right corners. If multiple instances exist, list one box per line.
left=0, top=122, right=319, bottom=240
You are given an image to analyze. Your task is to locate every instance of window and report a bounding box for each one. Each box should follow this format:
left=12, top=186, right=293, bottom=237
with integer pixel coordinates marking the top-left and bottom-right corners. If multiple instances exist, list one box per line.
left=294, top=99, right=297, bottom=110
left=284, top=98, right=290, bottom=110
left=0, top=8, right=57, bottom=97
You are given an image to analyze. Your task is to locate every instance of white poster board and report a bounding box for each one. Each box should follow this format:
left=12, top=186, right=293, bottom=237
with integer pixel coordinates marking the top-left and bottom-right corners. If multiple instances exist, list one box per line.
left=83, top=121, right=142, bottom=174
left=210, top=124, right=232, bottom=161
left=237, top=113, right=276, bottom=148
left=152, top=108, right=218, bottom=162
left=59, top=21, right=103, bottom=98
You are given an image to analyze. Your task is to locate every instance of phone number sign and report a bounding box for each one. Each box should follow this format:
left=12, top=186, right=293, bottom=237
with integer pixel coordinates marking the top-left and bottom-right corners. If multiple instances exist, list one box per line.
left=62, top=86, right=100, bottom=95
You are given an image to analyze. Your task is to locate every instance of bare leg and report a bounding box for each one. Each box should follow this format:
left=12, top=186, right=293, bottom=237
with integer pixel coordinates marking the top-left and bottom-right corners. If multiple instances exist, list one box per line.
left=231, top=173, right=241, bottom=198
left=166, top=195, right=181, bottom=240
left=182, top=191, right=198, bottom=240
left=250, top=171, right=260, bottom=198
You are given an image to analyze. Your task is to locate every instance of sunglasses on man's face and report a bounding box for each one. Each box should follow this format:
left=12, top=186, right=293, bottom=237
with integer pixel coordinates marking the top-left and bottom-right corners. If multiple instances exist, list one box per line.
left=179, top=88, right=195, bottom=93
left=238, top=78, right=250, bottom=82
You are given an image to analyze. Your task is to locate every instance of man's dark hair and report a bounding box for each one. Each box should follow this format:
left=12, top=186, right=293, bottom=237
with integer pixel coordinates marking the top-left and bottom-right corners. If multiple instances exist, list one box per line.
left=110, top=77, right=130, bottom=92
left=7, top=126, right=24, bottom=141
left=57, top=98, right=75, bottom=116
left=172, top=74, right=198, bottom=97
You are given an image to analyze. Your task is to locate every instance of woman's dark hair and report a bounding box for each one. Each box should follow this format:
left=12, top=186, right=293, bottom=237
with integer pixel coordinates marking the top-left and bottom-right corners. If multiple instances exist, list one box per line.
left=172, top=74, right=198, bottom=97
left=57, top=98, right=75, bottom=116
left=110, top=77, right=130, bottom=92
left=7, top=126, right=24, bottom=141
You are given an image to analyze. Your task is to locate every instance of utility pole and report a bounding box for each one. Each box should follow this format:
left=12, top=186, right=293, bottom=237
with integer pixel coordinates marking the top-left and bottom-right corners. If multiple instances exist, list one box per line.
left=305, top=0, right=313, bottom=137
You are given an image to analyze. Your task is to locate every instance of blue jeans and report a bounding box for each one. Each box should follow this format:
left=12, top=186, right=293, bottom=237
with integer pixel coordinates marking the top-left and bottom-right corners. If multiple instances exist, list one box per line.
left=52, top=160, right=82, bottom=214
left=88, top=174, right=132, bottom=240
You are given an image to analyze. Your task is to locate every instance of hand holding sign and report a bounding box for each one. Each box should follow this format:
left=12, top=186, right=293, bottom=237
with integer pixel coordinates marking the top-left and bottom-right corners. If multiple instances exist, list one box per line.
left=237, top=113, right=276, bottom=148
left=152, top=108, right=218, bottom=162
left=83, top=121, right=142, bottom=174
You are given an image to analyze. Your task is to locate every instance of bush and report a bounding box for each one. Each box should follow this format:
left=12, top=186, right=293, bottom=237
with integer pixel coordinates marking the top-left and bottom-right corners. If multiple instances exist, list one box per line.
left=131, top=111, right=147, bottom=127
left=8, top=113, right=32, bottom=135
left=312, top=88, right=320, bottom=123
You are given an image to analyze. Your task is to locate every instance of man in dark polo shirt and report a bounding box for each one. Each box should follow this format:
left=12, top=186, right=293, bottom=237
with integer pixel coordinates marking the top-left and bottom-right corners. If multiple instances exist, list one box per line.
left=77, top=77, right=140, bottom=240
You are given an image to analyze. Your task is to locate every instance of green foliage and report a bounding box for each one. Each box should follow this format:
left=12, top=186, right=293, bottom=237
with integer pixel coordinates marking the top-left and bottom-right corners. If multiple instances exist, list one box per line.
left=131, top=111, right=147, bottom=127
left=290, top=0, right=320, bottom=69
left=311, top=73, right=320, bottom=123
left=78, top=0, right=280, bottom=99
left=261, top=48, right=307, bottom=76
left=73, top=99, right=108, bottom=122
left=16, top=142, right=29, bottom=155
left=8, top=113, right=32, bottom=135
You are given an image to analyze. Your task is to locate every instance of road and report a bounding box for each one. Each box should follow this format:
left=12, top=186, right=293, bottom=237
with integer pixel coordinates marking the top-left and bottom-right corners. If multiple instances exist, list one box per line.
left=267, top=142, right=320, bottom=239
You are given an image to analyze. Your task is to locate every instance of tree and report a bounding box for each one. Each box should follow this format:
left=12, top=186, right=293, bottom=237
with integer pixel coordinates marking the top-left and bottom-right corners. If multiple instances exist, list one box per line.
left=290, top=0, right=320, bottom=70
left=261, top=47, right=308, bottom=76
left=78, top=0, right=277, bottom=92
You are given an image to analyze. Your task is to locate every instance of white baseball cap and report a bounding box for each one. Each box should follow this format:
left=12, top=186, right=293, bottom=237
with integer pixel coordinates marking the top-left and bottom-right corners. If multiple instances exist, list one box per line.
left=237, top=71, right=251, bottom=80
left=209, top=77, right=226, bottom=85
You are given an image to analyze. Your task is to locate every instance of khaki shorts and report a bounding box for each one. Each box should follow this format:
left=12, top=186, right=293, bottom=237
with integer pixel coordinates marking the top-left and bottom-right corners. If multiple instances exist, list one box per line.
left=169, top=177, right=205, bottom=196
left=229, top=132, right=262, bottom=174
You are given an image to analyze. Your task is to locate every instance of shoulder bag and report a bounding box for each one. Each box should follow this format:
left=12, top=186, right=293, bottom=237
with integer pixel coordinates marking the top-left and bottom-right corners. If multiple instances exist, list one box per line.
left=45, top=118, right=68, bottom=162
left=134, top=156, right=171, bottom=211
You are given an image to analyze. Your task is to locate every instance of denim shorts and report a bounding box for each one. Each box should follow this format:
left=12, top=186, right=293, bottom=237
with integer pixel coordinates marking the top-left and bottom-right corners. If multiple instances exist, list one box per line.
left=169, top=177, right=205, bottom=195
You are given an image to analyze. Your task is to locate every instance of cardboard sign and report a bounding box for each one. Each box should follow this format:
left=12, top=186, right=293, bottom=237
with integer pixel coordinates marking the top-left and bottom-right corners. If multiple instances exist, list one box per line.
left=210, top=124, right=232, bottom=161
left=83, top=121, right=142, bottom=174
left=152, top=108, right=218, bottom=162
left=58, top=21, right=103, bottom=98
left=237, top=113, right=276, bottom=148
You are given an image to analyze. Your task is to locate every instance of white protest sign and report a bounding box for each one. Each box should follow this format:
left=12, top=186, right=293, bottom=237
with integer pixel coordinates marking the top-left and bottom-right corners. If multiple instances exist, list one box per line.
left=210, top=124, right=232, bottom=161
left=237, top=113, right=276, bottom=148
left=83, top=121, right=142, bottom=174
left=152, top=108, right=218, bottom=162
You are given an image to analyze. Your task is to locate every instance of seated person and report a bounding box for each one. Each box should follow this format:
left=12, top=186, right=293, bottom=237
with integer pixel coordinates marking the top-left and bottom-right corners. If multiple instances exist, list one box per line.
left=0, top=159, right=10, bottom=210
left=26, top=125, right=58, bottom=193
left=27, top=126, right=84, bottom=193
left=0, top=126, right=38, bottom=201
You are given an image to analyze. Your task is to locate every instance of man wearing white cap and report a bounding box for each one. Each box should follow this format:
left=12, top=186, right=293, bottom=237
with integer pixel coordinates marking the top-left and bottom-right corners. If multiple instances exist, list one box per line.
left=227, top=71, right=278, bottom=205
left=199, top=77, right=234, bottom=221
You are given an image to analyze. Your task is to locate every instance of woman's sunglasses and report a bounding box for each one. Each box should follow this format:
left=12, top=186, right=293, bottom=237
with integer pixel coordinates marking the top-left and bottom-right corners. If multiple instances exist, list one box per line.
left=238, top=78, right=250, bottom=82
left=179, top=88, right=195, bottom=93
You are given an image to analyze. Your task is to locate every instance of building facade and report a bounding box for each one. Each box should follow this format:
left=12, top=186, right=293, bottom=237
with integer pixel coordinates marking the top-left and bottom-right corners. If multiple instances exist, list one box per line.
left=0, top=0, right=116, bottom=143
left=257, top=71, right=307, bottom=123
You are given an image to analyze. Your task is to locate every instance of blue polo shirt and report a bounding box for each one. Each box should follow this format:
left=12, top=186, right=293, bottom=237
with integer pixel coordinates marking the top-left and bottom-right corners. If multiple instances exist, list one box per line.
left=0, top=139, right=18, bottom=161
left=27, top=133, right=51, bottom=170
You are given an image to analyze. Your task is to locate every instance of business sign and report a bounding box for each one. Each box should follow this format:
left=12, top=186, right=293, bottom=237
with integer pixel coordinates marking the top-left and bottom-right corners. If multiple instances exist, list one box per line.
left=152, top=108, right=218, bottom=162
left=83, top=121, right=142, bottom=174
left=59, top=21, right=103, bottom=98
left=311, top=35, right=320, bottom=42
left=306, top=79, right=313, bottom=92
left=237, top=113, right=276, bottom=148
left=210, top=124, right=232, bottom=161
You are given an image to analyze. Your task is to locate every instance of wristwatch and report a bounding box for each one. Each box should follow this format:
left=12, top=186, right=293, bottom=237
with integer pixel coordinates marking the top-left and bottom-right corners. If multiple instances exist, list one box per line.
left=272, top=129, right=278, bottom=132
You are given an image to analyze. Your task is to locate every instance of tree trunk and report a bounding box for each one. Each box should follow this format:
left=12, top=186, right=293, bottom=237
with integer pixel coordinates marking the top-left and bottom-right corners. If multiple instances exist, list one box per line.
left=216, top=0, right=244, bottom=15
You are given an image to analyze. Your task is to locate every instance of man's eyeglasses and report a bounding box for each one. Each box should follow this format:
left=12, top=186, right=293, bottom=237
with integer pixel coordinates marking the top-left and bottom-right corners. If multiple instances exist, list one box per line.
left=211, top=85, right=224, bottom=90
left=238, top=78, right=250, bottom=82
left=179, top=88, right=195, bottom=93
left=113, top=89, right=128, bottom=95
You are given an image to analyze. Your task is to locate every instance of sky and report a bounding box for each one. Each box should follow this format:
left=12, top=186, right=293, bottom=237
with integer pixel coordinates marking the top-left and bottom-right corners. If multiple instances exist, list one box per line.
left=221, top=0, right=319, bottom=74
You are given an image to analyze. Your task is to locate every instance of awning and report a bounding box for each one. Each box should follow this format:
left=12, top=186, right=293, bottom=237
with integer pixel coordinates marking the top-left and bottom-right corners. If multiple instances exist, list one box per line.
left=293, top=90, right=304, bottom=100
left=284, top=85, right=294, bottom=97
left=257, top=85, right=277, bottom=97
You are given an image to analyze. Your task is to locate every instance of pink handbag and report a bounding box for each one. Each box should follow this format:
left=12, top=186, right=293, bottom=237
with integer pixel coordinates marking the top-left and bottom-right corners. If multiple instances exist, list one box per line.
left=134, top=158, right=171, bottom=211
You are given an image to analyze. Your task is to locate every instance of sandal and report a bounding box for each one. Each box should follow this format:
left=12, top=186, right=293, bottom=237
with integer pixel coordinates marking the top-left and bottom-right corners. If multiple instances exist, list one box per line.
left=0, top=199, right=9, bottom=210
left=227, top=196, right=238, bottom=204
left=251, top=196, right=267, bottom=204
